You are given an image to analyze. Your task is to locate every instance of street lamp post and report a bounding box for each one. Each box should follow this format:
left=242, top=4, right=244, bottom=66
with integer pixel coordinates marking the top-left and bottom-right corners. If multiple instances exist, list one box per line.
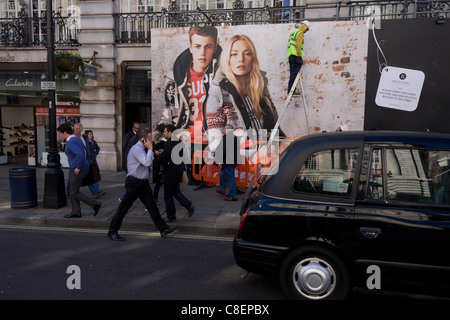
left=43, top=0, right=66, bottom=208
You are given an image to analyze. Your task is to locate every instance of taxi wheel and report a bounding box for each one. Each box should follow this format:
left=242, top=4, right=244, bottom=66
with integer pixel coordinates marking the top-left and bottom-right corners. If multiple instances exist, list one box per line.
left=280, top=245, right=350, bottom=300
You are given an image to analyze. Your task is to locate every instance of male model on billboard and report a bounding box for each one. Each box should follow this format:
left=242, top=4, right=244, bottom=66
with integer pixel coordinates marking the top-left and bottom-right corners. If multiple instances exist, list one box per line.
left=160, top=26, right=222, bottom=145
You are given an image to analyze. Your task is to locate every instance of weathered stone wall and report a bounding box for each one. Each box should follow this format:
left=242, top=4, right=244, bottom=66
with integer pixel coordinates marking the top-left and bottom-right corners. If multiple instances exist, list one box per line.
left=78, top=0, right=119, bottom=171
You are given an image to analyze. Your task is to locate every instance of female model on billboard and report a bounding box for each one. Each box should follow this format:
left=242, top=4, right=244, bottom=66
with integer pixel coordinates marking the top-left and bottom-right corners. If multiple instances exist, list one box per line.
left=204, top=34, right=285, bottom=154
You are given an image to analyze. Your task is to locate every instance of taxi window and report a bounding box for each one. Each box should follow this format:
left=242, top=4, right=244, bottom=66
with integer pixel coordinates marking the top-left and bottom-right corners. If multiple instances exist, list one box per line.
left=386, top=148, right=450, bottom=205
left=293, top=148, right=359, bottom=197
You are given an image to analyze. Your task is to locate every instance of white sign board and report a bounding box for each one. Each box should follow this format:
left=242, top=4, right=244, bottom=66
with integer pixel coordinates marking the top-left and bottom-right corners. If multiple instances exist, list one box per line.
left=375, top=66, right=425, bottom=112
left=41, top=81, right=56, bottom=90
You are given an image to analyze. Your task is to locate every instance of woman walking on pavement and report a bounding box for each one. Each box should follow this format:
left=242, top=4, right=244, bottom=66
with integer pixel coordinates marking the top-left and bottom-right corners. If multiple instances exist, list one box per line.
left=84, top=130, right=105, bottom=199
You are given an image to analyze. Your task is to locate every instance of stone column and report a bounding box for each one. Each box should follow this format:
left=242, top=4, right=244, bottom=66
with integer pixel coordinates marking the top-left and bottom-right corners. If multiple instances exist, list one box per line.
left=77, top=1, right=118, bottom=171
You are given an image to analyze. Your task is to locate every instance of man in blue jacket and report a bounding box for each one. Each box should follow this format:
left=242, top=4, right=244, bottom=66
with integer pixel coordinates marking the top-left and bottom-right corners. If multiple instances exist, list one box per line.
left=57, top=123, right=101, bottom=218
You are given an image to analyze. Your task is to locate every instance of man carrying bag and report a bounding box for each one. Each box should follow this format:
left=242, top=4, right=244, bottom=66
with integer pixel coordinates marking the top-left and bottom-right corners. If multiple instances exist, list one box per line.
left=57, top=123, right=101, bottom=218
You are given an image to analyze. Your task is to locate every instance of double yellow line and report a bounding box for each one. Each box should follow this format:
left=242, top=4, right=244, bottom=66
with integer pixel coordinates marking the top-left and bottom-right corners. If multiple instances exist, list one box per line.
left=0, top=224, right=234, bottom=242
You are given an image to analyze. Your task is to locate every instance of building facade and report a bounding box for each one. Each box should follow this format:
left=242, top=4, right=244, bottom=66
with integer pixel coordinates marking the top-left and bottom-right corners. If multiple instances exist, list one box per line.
left=0, top=0, right=448, bottom=170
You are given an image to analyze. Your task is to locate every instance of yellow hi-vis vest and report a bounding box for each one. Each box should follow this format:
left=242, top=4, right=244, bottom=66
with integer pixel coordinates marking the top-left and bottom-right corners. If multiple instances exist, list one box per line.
left=287, top=29, right=304, bottom=58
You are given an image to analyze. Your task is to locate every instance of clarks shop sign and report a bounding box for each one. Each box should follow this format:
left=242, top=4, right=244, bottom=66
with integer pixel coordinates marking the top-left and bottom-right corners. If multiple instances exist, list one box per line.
left=5, top=78, right=35, bottom=88
left=0, top=72, right=79, bottom=91
left=0, top=72, right=41, bottom=91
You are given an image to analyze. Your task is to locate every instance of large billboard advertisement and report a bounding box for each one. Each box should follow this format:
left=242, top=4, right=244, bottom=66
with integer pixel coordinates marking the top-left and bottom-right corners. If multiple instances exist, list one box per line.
left=150, top=21, right=368, bottom=185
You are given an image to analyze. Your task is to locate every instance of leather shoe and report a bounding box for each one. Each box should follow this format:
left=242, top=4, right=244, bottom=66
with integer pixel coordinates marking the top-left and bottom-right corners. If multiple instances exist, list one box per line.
left=108, top=233, right=124, bottom=241
left=188, top=206, right=195, bottom=218
left=64, top=213, right=81, bottom=218
left=224, top=196, right=237, bottom=201
left=94, top=191, right=105, bottom=199
left=216, top=189, right=225, bottom=195
left=164, top=217, right=176, bottom=222
left=161, top=226, right=177, bottom=238
left=93, top=202, right=102, bottom=217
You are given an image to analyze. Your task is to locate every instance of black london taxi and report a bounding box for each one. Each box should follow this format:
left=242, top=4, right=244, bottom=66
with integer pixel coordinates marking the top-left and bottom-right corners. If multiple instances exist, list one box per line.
left=233, top=131, right=450, bottom=300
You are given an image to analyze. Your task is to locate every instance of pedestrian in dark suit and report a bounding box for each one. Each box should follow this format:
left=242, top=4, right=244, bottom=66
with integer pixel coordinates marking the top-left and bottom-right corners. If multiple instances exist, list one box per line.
left=154, top=124, right=195, bottom=222
left=152, top=124, right=166, bottom=204
left=108, top=128, right=176, bottom=241
left=122, top=122, right=140, bottom=170
left=214, top=126, right=241, bottom=201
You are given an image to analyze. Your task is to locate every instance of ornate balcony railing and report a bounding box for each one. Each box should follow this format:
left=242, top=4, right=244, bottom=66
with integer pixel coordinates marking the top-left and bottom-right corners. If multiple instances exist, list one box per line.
left=115, top=0, right=450, bottom=43
left=1, top=1, right=448, bottom=46
left=0, top=8, right=78, bottom=47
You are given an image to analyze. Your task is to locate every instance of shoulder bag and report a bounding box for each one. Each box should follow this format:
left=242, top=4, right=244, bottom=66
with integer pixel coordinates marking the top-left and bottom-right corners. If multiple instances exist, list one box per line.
left=81, top=144, right=101, bottom=186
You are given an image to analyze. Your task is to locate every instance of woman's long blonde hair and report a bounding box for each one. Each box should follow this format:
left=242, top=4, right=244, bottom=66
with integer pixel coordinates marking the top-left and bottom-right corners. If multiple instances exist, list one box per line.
left=219, top=34, right=265, bottom=117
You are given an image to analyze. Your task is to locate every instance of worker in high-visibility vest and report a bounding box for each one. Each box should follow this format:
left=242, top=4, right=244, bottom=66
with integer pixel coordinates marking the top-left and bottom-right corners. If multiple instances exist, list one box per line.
left=287, top=20, right=310, bottom=94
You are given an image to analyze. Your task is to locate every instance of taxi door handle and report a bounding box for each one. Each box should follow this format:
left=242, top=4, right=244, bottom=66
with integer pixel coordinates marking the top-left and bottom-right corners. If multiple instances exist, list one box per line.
left=360, top=227, right=382, bottom=239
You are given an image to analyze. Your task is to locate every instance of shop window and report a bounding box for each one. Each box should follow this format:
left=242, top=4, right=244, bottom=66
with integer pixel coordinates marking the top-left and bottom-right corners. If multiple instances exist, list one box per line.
left=35, top=105, right=80, bottom=167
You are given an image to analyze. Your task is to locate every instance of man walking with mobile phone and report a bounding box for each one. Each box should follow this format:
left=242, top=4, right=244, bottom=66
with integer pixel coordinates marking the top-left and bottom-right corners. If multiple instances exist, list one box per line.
left=108, top=128, right=176, bottom=241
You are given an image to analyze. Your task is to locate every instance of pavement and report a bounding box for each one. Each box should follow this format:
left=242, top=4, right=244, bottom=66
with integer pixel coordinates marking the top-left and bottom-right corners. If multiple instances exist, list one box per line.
left=0, top=163, right=244, bottom=236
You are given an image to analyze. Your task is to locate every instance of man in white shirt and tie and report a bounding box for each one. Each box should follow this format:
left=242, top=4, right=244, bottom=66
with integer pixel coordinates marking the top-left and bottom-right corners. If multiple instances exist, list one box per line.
left=108, top=128, right=176, bottom=241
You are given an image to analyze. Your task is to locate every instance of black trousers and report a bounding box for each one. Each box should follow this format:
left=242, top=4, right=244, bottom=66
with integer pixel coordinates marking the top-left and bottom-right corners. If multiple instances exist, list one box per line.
left=69, top=166, right=97, bottom=215
left=288, top=55, right=303, bottom=94
left=109, top=176, right=168, bottom=235
left=164, top=183, right=192, bottom=221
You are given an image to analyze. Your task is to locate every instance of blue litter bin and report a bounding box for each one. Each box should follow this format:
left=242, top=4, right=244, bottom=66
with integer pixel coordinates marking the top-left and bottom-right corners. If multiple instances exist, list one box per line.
left=9, top=167, right=38, bottom=209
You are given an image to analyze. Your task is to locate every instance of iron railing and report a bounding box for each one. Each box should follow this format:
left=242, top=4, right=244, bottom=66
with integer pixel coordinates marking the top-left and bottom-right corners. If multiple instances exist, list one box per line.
left=0, top=8, right=78, bottom=47
left=115, top=0, right=450, bottom=43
